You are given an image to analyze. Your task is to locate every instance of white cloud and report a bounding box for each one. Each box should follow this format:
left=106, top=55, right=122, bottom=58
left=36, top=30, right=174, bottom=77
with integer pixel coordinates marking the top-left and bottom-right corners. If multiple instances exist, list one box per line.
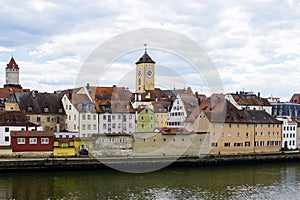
left=0, top=0, right=299, bottom=100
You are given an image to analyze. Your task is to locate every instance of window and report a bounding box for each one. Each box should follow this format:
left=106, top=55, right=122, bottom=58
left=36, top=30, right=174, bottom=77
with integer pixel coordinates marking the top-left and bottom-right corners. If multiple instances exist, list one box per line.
left=224, top=142, right=230, bottom=147
left=103, top=124, right=106, bottom=129
left=228, top=132, right=231, bottom=137
left=229, top=124, right=232, bottom=128
left=112, top=123, right=116, bottom=128
left=109, top=138, right=115, bottom=143
left=87, top=115, right=91, bottom=120
left=245, top=141, right=250, bottom=147
left=211, top=142, right=218, bottom=147
left=87, top=124, right=91, bottom=130
left=41, top=138, right=49, bottom=144
left=93, top=124, right=97, bottom=130
left=120, top=138, right=125, bottom=143
left=234, top=142, right=243, bottom=147
left=47, top=117, right=50, bottom=122
left=17, top=138, right=25, bottom=144
left=260, top=141, right=264, bottom=146
left=58, top=108, right=63, bottom=113
left=246, top=132, right=249, bottom=138
left=108, top=115, right=111, bottom=122
left=129, top=123, right=132, bottom=128
left=5, top=127, right=9, bottom=132
left=26, top=116, right=30, bottom=121
left=69, top=105, right=71, bottom=110
left=93, top=115, right=96, bottom=120
left=28, top=106, right=32, bottom=111
left=141, top=116, right=144, bottom=121
left=221, top=132, right=224, bottom=137
left=5, top=136, right=9, bottom=142
left=103, top=115, right=106, bottom=120
left=29, top=138, right=37, bottom=144
left=82, top=124, right=86, bottom=130
left=246, top=124, right=249, bottom=128
left=82, top=115, right=86, bottom=120
left=44, top=107, right=49, bottom=112
left=129, top=115, right=132, bottom=119
left=37, top=117, right=41, bottom=122
left=237, top=132, right=240, bottom=137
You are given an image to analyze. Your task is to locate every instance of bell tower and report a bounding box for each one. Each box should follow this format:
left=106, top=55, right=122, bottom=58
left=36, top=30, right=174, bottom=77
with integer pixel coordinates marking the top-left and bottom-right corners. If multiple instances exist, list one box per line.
left=4, top=56, right=22, bottom=89
left=135, top=44, right=155, bottom=93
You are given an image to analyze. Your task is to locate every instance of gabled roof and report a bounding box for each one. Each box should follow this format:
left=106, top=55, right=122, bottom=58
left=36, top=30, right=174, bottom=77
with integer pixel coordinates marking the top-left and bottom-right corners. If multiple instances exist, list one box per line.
left=179, top=94, right=198, bottom=116
left=0, top=111, right=37, bottom=126
left=203, top=99, right=281, bottom=124
left=6, top=57, right=19, bottom=69
left=290, top=93, right=300, bottom=104
left=230, top=92, right=270, bottom=106
left=69, top=93, right=96, bottom=113
left=12, top=91, right=65, bottom=115
left=91, top=86, right=134, bottom=113
left=135, top=52, right=155, bottom=64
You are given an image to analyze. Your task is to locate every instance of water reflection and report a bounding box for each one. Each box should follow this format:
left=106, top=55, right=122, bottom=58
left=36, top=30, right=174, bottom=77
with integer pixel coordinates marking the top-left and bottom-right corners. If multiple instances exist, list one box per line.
left=0, top=162, right=299, bottom=199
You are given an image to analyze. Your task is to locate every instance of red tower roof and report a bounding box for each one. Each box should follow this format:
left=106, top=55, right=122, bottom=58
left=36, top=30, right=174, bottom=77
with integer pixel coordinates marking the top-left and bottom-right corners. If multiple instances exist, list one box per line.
left=6, top=57, right=19, bottom=69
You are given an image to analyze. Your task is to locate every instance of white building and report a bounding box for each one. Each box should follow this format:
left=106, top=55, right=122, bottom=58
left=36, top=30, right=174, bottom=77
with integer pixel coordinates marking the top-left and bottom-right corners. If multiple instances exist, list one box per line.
left=90, top=86, right=135, bottom=134
left=62, top=91, right=98, bottom=137
left=225, top=91, right=272, bottom=115
left=167, top=94, right=198, bottom=128
left=0, top=111, right=42, bottom=146
left=277, top=116, right=297, bottom=150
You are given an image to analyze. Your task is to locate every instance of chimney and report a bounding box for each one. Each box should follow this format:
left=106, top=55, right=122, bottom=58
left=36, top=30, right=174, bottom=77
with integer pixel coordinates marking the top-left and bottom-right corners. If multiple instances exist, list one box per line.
left=258, top=92, right=260, bottom=98
left=68, top=92, right=72, bottom=100
left=32, top=90, right=36, bottom=98
left=87, top=83, right=90, bottom=89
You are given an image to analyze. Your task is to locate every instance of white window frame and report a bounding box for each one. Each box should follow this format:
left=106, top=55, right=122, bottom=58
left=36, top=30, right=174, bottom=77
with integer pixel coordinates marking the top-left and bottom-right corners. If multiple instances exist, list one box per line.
left=41, top=138, right=49, bottom=144
left=29, top=138, right=37, bottom=144
left=17, top=138, right=25, bottom=144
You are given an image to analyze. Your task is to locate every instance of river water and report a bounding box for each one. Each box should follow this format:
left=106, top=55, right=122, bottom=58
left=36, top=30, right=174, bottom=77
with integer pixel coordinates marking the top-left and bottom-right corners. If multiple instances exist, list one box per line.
left=0, top=162, right=299, bottom=200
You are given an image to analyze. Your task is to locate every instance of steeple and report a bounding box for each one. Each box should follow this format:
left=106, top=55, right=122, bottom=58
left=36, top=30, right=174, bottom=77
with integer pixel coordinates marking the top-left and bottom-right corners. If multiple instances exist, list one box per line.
left=135, top=44, right=155, bottom=64
left=135, top=46, right=156, bottom=93
left=4, top=56, right=22, bottom=89
left=6, top=57, right=19, bottom=70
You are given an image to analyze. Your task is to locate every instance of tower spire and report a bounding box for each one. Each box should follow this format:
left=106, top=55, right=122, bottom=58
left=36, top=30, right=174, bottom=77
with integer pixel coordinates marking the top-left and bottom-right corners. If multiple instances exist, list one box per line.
left=144, top=44, right=147, bottom=53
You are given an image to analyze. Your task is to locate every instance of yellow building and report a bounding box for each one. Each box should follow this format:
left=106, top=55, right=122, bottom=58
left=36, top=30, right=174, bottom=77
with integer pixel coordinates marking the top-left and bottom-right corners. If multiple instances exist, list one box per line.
left=54, top=137, right=93, bottom=157
left=192, top=99, right=282, bottom=155
left=153, top=104, right=168, bottom=128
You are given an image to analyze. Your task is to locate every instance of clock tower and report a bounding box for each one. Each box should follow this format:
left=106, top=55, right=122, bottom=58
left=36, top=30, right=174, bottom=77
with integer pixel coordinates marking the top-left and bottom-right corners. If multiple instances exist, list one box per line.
left=135, top=45, right=155, bottom=93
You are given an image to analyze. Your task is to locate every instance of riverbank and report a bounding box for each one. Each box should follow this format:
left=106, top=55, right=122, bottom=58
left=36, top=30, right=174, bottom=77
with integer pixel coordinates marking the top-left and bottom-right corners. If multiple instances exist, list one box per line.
left=0, top=151, right=299, bottom=172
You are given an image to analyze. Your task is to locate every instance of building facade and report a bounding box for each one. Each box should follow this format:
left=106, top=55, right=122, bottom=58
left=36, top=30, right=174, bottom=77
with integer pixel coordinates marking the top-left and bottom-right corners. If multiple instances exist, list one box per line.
left=194, top=99, right=282, bottom=155
left=4, top=57, right=21, bottom=89
left=136, top=106, right=156, bottom=133
left=167, top=94, right=198, bottom=128
left=276, top=116, right=297, bottom=150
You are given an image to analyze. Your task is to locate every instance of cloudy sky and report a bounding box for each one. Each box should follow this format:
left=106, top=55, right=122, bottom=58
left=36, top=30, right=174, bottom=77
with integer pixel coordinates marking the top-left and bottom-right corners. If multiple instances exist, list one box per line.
left=0, top=0, right=299, bottom=101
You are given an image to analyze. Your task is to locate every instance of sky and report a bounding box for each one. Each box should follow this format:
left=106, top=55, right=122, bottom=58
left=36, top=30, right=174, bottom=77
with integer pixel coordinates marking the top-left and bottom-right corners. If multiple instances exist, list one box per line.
left=0, top=0, right=299, bottom=101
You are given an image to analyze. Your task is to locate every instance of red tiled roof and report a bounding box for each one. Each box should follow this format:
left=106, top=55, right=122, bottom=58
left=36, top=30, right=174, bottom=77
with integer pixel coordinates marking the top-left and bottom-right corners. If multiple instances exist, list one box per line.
left=0, top=111, right=37, bottom=126
left=160, top=127, right=191, bottom=135
left=230, top=93, right=270, bottom=106
left=290, top=94, right=300, bottom=104
left=10, top=131, right=54, bottom=137
left=6, top=57, right=19, bottom=69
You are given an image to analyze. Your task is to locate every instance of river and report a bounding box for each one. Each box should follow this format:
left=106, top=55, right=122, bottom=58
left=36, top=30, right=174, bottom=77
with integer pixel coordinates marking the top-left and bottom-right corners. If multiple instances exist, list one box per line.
left=0, top=162, right=299, bottom=199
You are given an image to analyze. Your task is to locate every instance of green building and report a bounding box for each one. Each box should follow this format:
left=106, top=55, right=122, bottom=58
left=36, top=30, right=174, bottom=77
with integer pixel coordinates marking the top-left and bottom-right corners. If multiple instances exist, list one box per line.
left=136, top=107, right=156, bottom=132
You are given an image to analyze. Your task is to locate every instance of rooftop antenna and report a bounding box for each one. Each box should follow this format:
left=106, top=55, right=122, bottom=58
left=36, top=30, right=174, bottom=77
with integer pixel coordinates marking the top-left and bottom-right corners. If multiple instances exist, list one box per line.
left=144, top=44, right=147, bottom=53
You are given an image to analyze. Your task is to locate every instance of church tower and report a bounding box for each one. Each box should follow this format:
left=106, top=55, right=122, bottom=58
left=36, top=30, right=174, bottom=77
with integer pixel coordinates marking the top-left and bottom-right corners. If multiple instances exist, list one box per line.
left=135, top=45, right=155, bottom=93
left=4, top=57, right=22, bottom=89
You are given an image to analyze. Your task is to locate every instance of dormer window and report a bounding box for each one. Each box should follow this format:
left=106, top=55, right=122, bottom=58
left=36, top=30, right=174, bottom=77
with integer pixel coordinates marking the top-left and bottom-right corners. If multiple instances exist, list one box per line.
left=58, top=108, right=63, bottom=113
left=44, top=107, right=49, bottom=112
left=115, top=103, right=120, bottom=110
left=78, top=103, right=83, bottom=109
left=28, top=106, right=32, bottom=111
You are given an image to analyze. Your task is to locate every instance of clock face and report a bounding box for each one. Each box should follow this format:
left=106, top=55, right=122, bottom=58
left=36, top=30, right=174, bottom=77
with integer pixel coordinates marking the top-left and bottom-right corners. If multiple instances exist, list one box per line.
left=138, top=70, right=142, bottom=78
left=146, top=69, right=153, bottom=77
